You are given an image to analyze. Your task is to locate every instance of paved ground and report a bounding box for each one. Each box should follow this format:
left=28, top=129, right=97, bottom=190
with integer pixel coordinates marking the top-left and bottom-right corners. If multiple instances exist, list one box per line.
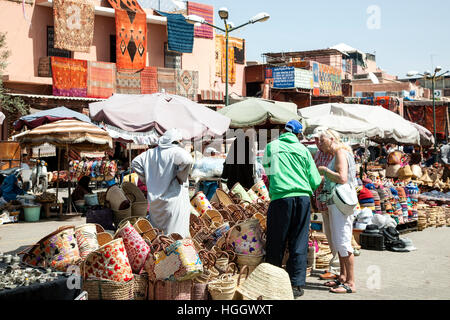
left=1, top=218, right=449, bottom=300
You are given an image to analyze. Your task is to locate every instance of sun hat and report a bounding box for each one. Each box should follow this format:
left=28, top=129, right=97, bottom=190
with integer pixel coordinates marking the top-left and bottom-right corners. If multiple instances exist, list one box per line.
left=236, top=263, right=294, bottom=300
left=285, top=120, right=303, bottom=134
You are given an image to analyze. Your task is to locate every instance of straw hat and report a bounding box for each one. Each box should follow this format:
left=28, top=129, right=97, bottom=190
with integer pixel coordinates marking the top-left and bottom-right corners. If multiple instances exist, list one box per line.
left=411, top=165, right=423, bottom=179
left=122, top=182, right=146, bottom=203
left=386, top=164, right=401, bottom=178
left=398, top=165, right=413, bottom=183
left=420, top=170, right=433, bottom=185
left=236, top=263, right=294, bottom=300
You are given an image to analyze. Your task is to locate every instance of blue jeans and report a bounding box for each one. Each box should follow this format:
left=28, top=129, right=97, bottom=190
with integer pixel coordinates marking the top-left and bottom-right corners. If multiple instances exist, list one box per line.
left=199, top=181, right=219, bottom=201
left=265, top=196, right=311, bottom=287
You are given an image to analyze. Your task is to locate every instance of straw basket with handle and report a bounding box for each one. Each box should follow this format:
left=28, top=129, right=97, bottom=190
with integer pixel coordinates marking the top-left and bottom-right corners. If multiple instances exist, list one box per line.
left=208, top=273, right=238, bottom=300
left=148, top=279, right=193, bottom=300
left=226, top=219, right=265, bottom=256
left=83, top=238, right=134, bottom=282
left=82, top=277, right=135, bottom=300
left=133, top=273, right=149, bottom=300
left=37, top=226, right=81, bottom=271
left=97, top=232, right=114, bottom=247
left=251, top=180, right=270, bottom=202
left=117, top=216, right=143, bottom=230
left=215, top=189, right=235, bottom=207
left=133, top=218, right=160, bottom=242
left=191, top=191, right=214, bottom=215
left=114, top=221, right=151, bottom=274
left=230, top=183, right=254, bottom=204
left=75, top=224, right=99, bottom=260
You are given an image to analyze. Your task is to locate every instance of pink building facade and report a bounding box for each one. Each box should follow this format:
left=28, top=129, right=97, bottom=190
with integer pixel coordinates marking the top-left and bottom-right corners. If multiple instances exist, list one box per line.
left=0, top=0, right=245, bottom=98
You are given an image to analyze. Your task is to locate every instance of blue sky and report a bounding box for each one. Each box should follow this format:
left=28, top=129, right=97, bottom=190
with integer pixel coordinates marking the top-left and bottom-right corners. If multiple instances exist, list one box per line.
left=201, top=0, right=450, bottom=78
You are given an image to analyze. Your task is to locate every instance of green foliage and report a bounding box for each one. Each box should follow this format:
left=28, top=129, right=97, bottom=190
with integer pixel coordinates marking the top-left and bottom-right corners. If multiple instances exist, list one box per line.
left=0, top=32, right=29, bottom=116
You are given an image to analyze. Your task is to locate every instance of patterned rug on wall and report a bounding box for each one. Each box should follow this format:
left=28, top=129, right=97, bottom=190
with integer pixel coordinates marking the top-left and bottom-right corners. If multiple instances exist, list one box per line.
left=116, top=71, right=141, bottom=94
left=115, top=8, right=147, bottom=72
left=157, top=67, right=176, bottom=94
left=87, top=61, right=116, bottom=99
left=53, top=0, right=95, bottom=52
left=140, top=66, right=158, bottom=94
left=176, top=70, right=199, bottom=101
left=51, top=57, right=88, bottom=97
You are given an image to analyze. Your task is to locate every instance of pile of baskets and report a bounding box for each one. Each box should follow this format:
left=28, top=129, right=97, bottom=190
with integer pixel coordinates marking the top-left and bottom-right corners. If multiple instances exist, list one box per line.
left=415, top=205, right=449, bottom=230
left=310, top=232, right=333, bottom=270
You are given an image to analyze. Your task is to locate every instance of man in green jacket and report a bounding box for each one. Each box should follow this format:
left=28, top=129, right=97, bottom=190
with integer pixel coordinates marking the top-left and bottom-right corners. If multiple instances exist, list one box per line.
left=263, top=120, right=322, bottom=298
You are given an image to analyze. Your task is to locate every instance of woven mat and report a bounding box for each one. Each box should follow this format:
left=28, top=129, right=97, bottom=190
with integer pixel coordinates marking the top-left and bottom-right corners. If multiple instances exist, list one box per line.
left=187, top=2, right=214, bottom=39
left=53, top=0, right=94, bottom=53
left=87, top=61, right=116, bottom=98
left=176, top=70, right=198, bottom=101
left=115, top=8, right=147, bottom=72
left=157, top=67, right=176, bottom=94
left=51, top=57, right=87, bottom=97
left=140, top=66, right=158, bottom=94
left=116, top=71, right=141, bottom=94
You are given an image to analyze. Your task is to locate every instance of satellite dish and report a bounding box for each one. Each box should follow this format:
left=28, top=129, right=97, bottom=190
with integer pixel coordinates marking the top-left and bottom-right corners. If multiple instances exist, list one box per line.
left=368, top=72, right=379, bottom=84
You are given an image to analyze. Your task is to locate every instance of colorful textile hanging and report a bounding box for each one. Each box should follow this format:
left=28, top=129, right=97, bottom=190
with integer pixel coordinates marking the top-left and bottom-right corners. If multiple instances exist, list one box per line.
left=116, top=71, right=141, bottom=94
left=215, top=34, right=222, bottom=77
left=107, top=0, right=144, bottom=12
left=156, top=11, right=194, bottom=53
left=157, top=67, right=176, bottom=94
left=218, top=34, right=236, bottom=84
left=87, top=61, right=116, bottom=99
left=187, top=2, right=214, bottom=39
left=140, top=66, right=158, bottom=94
left=176, top=70, right=199, bottom=101
left=115, top=8, right=147, bottom=72
left=51, top=57, right=88, bottom=97
left=53, top=0, right=95, bottom=53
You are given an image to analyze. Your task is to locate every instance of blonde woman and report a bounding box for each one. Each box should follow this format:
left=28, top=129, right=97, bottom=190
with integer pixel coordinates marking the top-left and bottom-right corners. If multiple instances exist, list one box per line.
left=317, top=129, right=357, bottom=294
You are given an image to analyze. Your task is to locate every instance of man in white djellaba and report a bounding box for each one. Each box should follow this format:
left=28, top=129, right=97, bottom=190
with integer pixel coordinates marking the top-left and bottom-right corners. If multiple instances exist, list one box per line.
left=132, top=129, right=193, bottom=238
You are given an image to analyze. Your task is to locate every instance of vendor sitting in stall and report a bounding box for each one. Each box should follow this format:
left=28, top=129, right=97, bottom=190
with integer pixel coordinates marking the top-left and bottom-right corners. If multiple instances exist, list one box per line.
left=0, top=174, right=25, bottom=205
left=72, top=176, right=93, bottom=202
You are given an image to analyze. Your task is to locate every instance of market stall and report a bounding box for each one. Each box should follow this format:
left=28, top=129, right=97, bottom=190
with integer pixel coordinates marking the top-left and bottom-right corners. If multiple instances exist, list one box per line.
left=14, top=119, right=113, bottom=218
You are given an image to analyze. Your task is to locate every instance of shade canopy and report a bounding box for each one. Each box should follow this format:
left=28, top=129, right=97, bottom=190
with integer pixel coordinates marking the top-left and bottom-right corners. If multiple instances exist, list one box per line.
left=14, top=119, right=113, bottom=152
left=89, top=93, right=231, bottom=141
left=299, top=103, right=423, bottom=145
left=14, top=106, right=92, bottom=131
left=217, top=98, right=301, bottom=128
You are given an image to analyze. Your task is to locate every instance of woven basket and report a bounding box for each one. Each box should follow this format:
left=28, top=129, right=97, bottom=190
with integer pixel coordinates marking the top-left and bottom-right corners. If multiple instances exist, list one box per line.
left=122, top=181, right=146, bottom=203
left=131, top=201, right=148, bottom=217
left=83, top=277, right=134, bottom=300
left=236, top=254, right=264, bottom=274
left=208, top=274, right=237, bottom=300
left=133, top=273, right=149, bottom=300
left=75, top=224, right=100, bottom=260
left=113, top=207, right=132, bottom=227
left=106, top=185, right=130, bottom=211
left=191, top=282, right=209, bottom=300
left=149, top=280, right=193, bottom=300
left=97, top=232, right=114, bottom=246
left=117, top=216, right=142, bottom=230
left=215, top=189, right=235, bottom=207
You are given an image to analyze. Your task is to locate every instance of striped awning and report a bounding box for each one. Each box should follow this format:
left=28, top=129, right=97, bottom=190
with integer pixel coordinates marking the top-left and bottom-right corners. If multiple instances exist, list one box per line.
left=200, top=89, right=224, bottom=101
left=15, top=119, right=113, bottom=152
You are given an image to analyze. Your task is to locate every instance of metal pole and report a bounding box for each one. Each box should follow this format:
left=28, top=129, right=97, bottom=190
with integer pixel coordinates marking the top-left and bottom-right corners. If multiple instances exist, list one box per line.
left=432, top=76, right=437, bottom=162
left=225, top=22, right=229, bottom=106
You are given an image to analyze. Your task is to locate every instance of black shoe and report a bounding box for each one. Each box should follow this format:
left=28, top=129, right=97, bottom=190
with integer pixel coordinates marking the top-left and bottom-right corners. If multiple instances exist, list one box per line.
left=292, top=286, right=304, bottom=298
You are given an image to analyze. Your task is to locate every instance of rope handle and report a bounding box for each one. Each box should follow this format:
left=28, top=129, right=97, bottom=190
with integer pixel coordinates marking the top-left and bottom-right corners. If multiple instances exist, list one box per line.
left=237, top=265, right=250, bottom=287
left=226, top=262, right=239, bottom=275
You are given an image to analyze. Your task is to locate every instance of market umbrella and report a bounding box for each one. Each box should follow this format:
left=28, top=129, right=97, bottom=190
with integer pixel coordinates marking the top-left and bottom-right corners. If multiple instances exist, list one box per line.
left=410, top=122, right=435, bottom=147
left=14, top=106, right=92, bottom=131
left=14, top=119, right=113, bottom=215
left=0, top=111, right=5, bottom=124
left=299, top=103, right=422, bottom=145
left=217, top=98, right=301, bottom=128
left=14, top=119, right=113, bottom=152
left=89, top=93, right=231, bottom=141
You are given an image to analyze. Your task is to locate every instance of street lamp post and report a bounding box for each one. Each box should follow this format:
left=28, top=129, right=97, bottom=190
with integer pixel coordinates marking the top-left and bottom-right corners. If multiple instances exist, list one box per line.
left=186, top=10, right=270, bottom=106
left=407, top=67, right=449, bottom=162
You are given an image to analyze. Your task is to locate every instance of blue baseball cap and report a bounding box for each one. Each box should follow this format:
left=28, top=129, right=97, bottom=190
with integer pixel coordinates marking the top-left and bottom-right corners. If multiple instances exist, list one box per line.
left=285, top=120, right=303, bottom=134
